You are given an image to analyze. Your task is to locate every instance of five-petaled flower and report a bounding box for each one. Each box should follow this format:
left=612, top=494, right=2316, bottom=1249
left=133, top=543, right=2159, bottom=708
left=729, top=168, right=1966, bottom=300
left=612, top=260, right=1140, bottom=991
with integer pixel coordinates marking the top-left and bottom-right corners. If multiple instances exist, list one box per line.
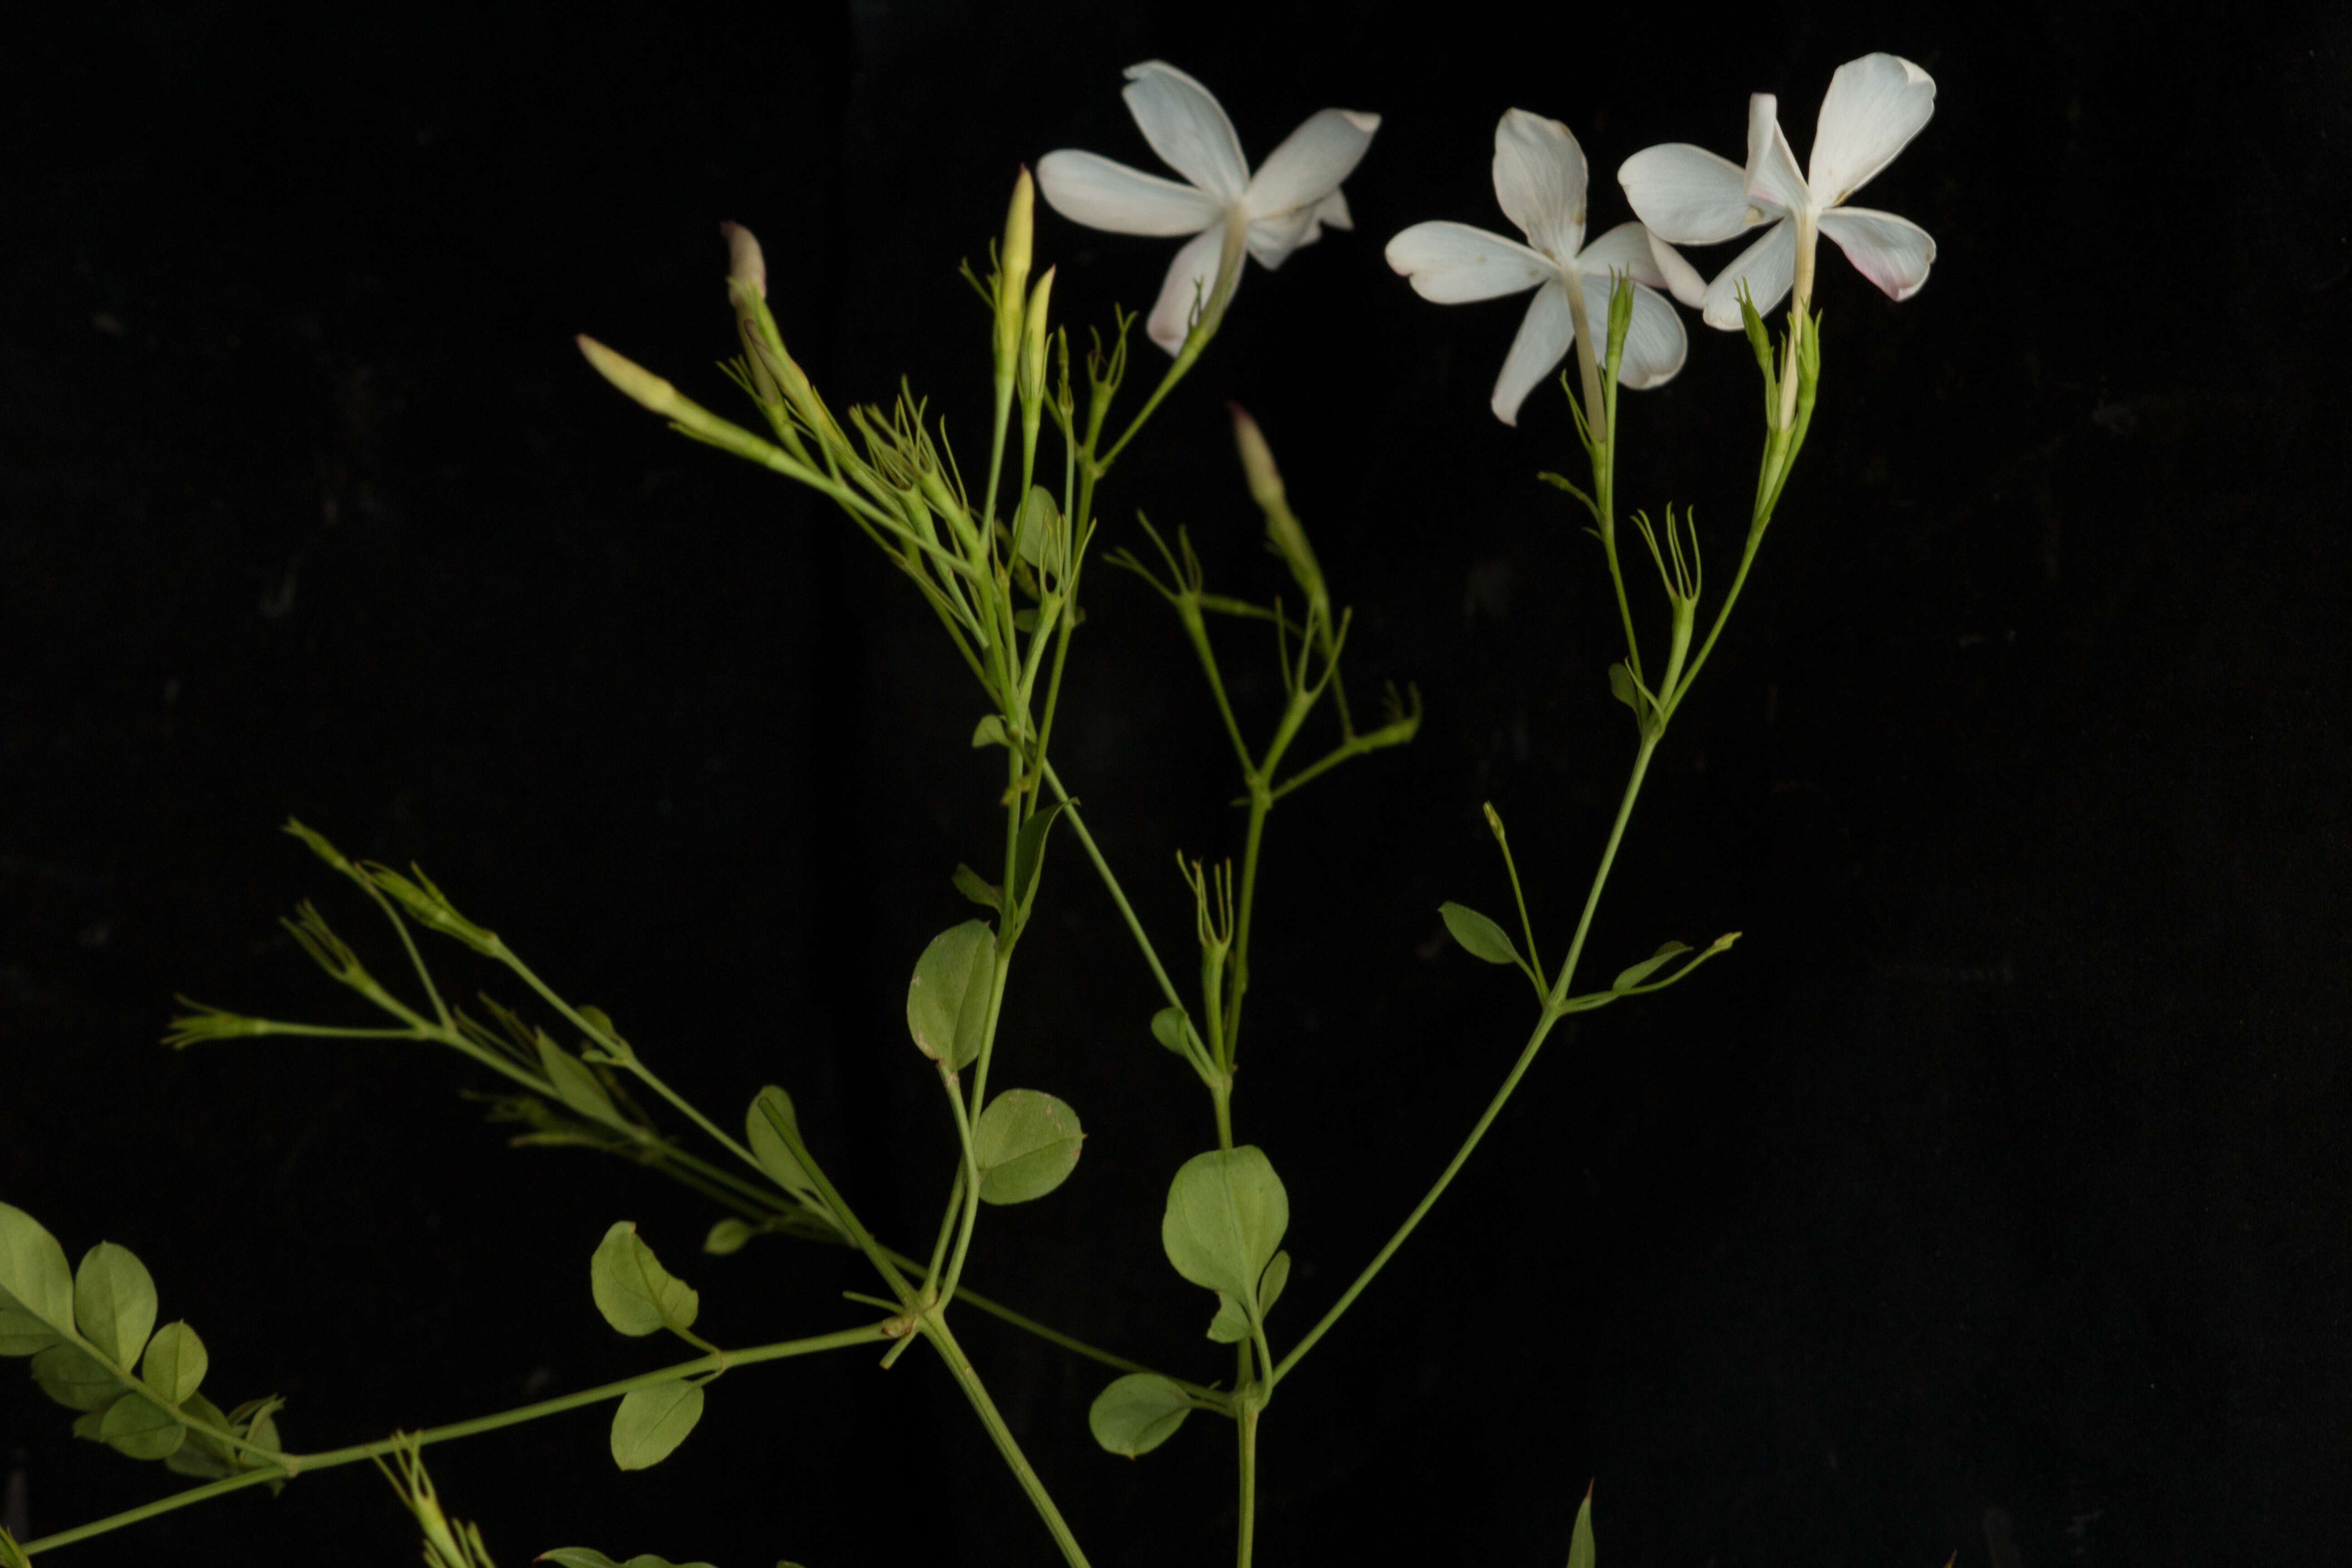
left=1036, top=61, right=1380, bottom=355
left=1617, top=52, right=1937, bottom=330
left=1384, top=111, right=1693, bottom=427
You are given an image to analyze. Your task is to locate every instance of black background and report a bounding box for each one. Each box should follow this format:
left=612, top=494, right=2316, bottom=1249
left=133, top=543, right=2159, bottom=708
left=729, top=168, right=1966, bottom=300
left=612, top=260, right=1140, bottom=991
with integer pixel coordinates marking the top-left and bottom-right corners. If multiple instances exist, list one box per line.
left=4, top=2, right=2347, bottom=1565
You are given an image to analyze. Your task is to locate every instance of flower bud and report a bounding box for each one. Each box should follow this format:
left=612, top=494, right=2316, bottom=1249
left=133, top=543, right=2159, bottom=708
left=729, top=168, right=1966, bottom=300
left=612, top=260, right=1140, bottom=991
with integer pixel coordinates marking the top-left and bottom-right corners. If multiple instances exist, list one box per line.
left=720, top=220, right=768, bottom=301
left=1230, top=404, right=1330, bottom=625
left=1018, top=267, right=1055, bottom=405
left=578, top=335, right=685, bottom=418
left=995, top=167, right=1035, bottom=375
left=1229, top=403, right=1284, bottom=512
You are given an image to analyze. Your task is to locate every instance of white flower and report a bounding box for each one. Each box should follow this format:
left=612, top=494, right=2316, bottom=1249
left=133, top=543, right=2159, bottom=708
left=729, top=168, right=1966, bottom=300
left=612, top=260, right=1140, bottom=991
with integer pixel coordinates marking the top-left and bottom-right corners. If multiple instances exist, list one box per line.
left=1035, top=62, right=1380, bottom=355
left=1617, top=52, right=1937, bottom=329
left=1384, top=110, right=1691, bottom=426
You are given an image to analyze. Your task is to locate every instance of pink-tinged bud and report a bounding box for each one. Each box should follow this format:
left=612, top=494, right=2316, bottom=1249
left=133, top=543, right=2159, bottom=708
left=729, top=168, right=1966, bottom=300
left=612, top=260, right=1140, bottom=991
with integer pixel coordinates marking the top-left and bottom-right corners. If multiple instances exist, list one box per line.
left=1228, top=403, right=1284, bottom=511
left=720, top=221, right=767, bottom=300
left=577, top=335, right=683, bottom=417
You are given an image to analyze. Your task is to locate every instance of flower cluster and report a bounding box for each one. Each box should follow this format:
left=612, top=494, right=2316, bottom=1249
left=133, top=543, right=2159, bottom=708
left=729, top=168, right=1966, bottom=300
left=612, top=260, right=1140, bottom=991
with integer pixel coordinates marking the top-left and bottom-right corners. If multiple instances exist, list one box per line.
left=1036, top=53, right=1935, bottom=424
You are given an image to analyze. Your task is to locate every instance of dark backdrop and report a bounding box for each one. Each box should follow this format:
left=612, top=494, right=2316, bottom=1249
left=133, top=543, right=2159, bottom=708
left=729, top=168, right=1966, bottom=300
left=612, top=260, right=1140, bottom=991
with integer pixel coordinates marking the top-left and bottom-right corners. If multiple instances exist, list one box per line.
left=4, top=2, right=2346, bottom=1566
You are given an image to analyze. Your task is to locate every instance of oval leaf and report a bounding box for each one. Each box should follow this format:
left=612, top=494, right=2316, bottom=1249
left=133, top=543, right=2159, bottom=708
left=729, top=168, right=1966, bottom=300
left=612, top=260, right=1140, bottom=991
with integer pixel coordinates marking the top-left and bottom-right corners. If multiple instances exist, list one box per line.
left=98, top=1390, right=186, bottom=1461
left=1087, top=1372, right=1192, bottom=1458
left=590, top=1223, right=699, bottom=1338
left=1611, top=941, right=1692, bottom=992
left=609, top=1380, right=705, bottom=1471
left=745, top=1086, right=821, bottom=1205
left=906, top=921, right=995, bottom=1069
left=1148, top=1006, right=1192, bottom=1058
left=32, top=1342, right=120, bottom=1411
left=973, top=1089, right=1084, bottom=1205
left=140, top=1321, right=209, bottom=1404
left=0, top=1304, right=58, bottom=1358
left=0, top=1203, right=76, bottom=1345
left=1258, top=1250, right=1291, bottom=1317
left=537, top=1032, right=624, bottom=1128
left=1440, top=902, right=1522, bottom=967
left=74, top=1242, right=159, bottom=1369
left=1161, top=1146, right=1289, bottom=1304
left=702, top=1218, right=755, bottom=1256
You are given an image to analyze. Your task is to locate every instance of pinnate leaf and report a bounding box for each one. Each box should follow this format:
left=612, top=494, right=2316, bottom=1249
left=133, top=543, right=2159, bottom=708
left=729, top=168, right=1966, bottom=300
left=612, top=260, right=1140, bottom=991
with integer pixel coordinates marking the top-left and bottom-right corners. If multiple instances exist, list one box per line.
left=74, top=1242, right=158, bottom=1369
left=609, top=1380, right=705, bottom=1470
left=141, top=1321, right=210, bottom=1404
left=1087, top=1372, right=1192, bottom=1458
left=906, top=921, right=995, bottom=1069
left=973, top=1089, right=1084, bottom=1205
left=1439, top=902, right=1522, bottom=967
left=1161, top=1146, right=1289, bottom=1305
left=590, top=1224, right=699, bottom=1338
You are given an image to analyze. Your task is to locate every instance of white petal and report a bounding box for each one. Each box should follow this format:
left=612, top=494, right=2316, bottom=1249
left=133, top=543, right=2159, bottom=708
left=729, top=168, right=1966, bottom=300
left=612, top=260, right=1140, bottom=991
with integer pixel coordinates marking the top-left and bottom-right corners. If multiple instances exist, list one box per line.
left=1616, top=142, right=1756, bottom=245
left=1816, top=206, right=1936, bottom=300
left=1575, top=221, right=1668, bottom=289
left=1808, top=54, right=1936, bottom=206
left=1491, top=281, right=1576, bottom=426
left=1744, top=94, right=1810, bottom=214
left=1035, top=150, right=1226, bottom=236
left=1492, top=109, right=1587, bottom=258
left=1247, top=108, right=1380, bottom=220
left=1246, top=208, right=1316, bottom=270
left=1146, top=224, right=1238, bottom=355
left=1312, top=189, right=1353, bottom=231
left=1700, top=218, right=1797, bottom=330
left=1122, top=61, right=1250, bottom=204
left=1384, top=220, right=1554, bottom=304
left=1611, top=284, right=1689, bottom=389
left=1647, top=230, right=1707, bottom=308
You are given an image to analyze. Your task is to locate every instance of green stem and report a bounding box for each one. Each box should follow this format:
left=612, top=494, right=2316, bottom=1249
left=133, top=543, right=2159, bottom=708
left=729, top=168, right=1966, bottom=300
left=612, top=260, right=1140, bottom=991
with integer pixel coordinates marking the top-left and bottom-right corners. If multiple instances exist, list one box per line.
left=1038, top=763, right=1190, bottom=1023
left=1274, top=737, right=1661, bottom=1384
left=1235, top=1400, right=1262, bottom=1568
left=920, top=1316, right=1093, bottom=1568
left=20, top=1326, right=892, bottom=1558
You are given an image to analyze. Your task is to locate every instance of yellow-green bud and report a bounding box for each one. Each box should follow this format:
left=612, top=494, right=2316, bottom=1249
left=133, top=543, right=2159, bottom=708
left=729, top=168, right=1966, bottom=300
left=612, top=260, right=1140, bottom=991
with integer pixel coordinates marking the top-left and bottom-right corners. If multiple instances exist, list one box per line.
left=996, top=167, right=1034, bottom=372
left=1230, top=404, right=1328, bottom=618
left=1230, top=402, right=1285, bottom=512
left=1019, top=266, right=1055, bottom=404
left=577, top=335, right=684, bottom=418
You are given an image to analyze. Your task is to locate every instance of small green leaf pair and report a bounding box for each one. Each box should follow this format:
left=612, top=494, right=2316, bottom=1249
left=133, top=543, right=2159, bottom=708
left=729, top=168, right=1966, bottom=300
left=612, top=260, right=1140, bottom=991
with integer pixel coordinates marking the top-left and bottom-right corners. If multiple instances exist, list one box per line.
left=588, top=1224, right=711, bottom=1471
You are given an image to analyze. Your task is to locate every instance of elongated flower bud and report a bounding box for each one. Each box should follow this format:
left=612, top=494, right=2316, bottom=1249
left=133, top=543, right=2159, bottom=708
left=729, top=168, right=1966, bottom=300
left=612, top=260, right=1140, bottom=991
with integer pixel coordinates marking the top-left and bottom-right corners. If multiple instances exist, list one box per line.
left=720, top=220, right=767, bottom=300
left=1230, top=405, right=1328, bottom=619
left=1019, top=267, right=1055, bottom=405
left=996, top=168, right=1035, bottom=375
left=578, top=335, right=685, bottom=417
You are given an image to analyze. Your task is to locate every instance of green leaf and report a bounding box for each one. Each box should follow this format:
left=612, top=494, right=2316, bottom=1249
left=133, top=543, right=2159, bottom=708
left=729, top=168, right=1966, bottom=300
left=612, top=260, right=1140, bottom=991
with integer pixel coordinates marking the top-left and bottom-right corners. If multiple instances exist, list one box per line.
left=0, top=1304, right=57, bottom=1357
left=163, top=1392, right=239, bottom=1479
left=970, top=714, right=1009, bottom=749
left=32, top=1342, right=120, bottom=1411
left=1439, top=902, right=1522, bottom=967
left=538, top=1551, right=717, bottom=1568
left=1161, top=1146, right=1289, bottom=1305
left=74, top=1242, right=159, bottom=1369
left=702, top=1218, right=755, bottom=1256
left=609, top=1380, right=705, bottom=1470
left=746, top=1086, right=821, bottom=1205
left=1566, top=1483, right=1596, bottom=1568
left=536, top=1032, right=624, bottom=1128
left=1149, top=1006, right=1192, bottom=1058
left=1014, top=485, right=1065, bottom=574
left=1607, top=662, right=1640, bottom=712
left=1205, top=1294, right=1248, bottom=1343
left=1258, top=1250, right=1291, bottom=1317
left=951, top=863, right=1003, bottom=911
left=141, top=1320, right=209, bottom=1404
left=973, top=1089, right=1084, bottom=1205
left=237, top=1394, right=284, bottom=1458
left=1087, top=1372, right=1193, bottom=1458
left=1611, top=941, right=1692, bottom=992
left=906, top=920, right=995, bottom=1070
left=99, top=1389, right=186, bottom=1460
left=1009, top=799, right=1071, bottom=914
left=589, top=1223, right=700, bottom=1338
left=0, top=1203, right=77, bottom=1347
